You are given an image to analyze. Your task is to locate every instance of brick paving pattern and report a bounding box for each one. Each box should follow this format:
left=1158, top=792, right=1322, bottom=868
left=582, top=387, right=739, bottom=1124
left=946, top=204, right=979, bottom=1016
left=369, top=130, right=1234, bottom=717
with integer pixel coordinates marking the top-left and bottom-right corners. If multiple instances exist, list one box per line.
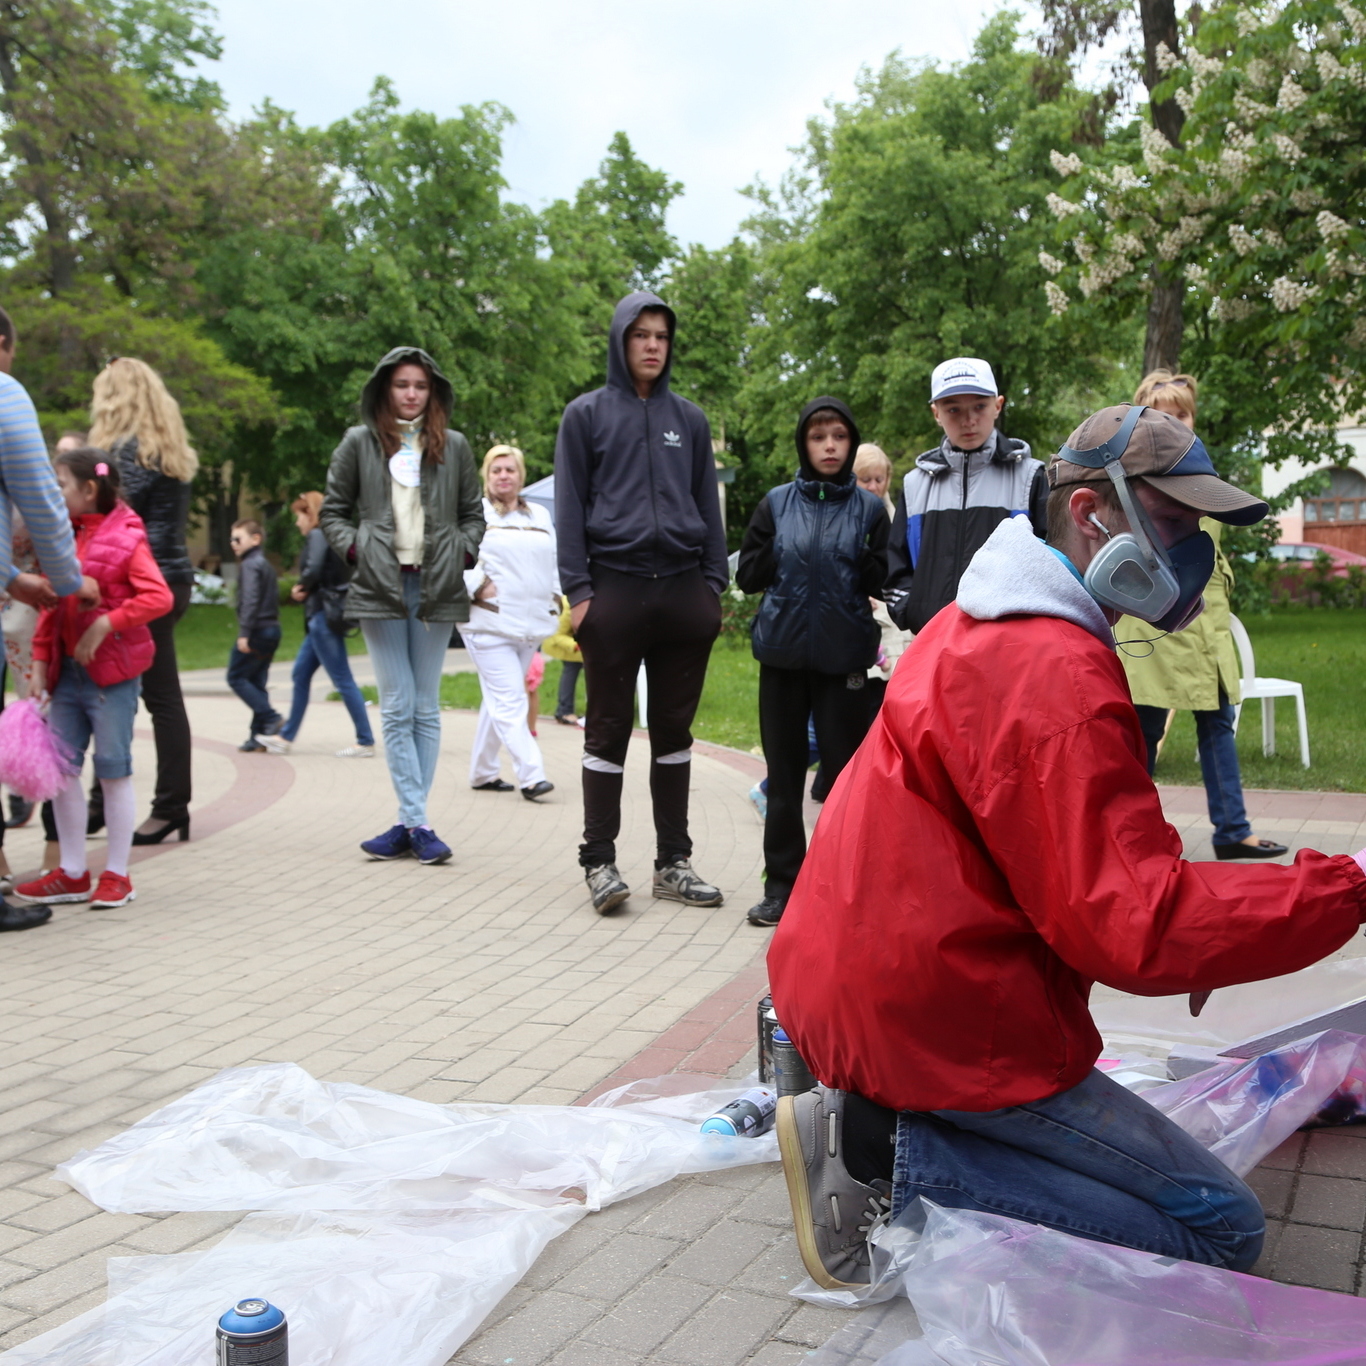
left=0, top=675, right=1360, bottom=1360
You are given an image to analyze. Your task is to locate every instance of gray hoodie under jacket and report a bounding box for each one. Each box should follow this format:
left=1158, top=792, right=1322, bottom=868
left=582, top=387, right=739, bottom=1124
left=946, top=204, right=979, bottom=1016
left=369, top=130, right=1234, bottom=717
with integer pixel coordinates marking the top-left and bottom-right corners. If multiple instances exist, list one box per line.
left=553, top=291, right=729, bottom=606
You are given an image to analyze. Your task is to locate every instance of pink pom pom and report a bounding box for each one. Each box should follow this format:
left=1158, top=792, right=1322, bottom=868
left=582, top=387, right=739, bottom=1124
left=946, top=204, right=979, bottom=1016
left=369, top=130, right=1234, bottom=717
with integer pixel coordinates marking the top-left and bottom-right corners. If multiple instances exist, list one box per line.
left=0, top=698, right=79, bottom=800
left=525, top=652, right=546, bottom=690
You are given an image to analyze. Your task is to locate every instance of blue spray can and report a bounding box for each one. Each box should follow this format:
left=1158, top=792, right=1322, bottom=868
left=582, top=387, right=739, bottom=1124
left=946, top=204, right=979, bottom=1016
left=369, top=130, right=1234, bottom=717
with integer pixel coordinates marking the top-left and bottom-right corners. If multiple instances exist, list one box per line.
left=700, top=1086, right=777, bottom=1136
left=216, top=1299, right=288, bottom=1365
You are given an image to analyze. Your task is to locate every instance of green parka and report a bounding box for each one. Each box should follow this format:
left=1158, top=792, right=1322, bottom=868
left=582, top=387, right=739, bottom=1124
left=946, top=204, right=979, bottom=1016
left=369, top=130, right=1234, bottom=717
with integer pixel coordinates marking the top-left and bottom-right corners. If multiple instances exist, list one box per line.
left=320, top=348, right=486, bottom=622
left=1118, top=519, right=1242, bottom=711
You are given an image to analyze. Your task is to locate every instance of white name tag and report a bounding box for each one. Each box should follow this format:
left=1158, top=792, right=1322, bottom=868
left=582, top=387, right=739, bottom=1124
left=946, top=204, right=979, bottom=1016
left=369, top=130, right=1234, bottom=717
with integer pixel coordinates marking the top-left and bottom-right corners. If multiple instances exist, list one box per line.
left=389, top=449, right=421, bottom=488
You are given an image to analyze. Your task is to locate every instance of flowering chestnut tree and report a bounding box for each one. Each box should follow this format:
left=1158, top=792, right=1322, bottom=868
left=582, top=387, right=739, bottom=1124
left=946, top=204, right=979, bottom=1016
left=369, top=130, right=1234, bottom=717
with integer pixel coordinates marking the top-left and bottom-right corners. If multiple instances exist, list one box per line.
left=1042, top=0, right=1366, bottom=468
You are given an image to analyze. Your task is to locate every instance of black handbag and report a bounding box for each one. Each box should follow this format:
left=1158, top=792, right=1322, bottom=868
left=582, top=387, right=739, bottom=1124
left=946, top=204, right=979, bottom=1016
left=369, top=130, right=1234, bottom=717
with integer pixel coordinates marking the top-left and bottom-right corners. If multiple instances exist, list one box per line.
left=317, top=583, right=357, bottom=636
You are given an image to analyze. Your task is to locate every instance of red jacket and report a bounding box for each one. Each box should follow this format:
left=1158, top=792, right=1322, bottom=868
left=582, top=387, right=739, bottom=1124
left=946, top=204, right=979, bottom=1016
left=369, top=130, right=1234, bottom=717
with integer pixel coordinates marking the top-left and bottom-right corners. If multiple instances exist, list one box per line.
left=768, top=519, right=1366, bottom=1113
left=33, top=504, right=171, bottom=689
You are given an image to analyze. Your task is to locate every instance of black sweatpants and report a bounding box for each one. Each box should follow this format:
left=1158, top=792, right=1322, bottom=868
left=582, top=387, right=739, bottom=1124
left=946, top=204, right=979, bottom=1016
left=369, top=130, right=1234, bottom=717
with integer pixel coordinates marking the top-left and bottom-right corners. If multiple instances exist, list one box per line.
left=576, top=566, right=721, bottom=868
left=759, top=664, right=874, bottom=902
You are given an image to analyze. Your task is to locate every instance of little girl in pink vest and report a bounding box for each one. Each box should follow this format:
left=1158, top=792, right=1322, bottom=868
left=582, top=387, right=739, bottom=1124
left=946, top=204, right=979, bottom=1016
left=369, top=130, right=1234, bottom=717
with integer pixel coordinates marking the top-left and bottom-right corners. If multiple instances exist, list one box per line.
left=17, top=448, right=171, bottom=910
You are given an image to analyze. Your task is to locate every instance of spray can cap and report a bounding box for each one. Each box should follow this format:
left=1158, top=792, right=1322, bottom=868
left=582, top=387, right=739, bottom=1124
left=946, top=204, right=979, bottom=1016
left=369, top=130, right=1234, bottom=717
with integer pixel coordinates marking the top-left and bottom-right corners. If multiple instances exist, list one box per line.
left=773, top=1027, right=791, bottom=1042
left=700, top=1115, right=740, bottom=1136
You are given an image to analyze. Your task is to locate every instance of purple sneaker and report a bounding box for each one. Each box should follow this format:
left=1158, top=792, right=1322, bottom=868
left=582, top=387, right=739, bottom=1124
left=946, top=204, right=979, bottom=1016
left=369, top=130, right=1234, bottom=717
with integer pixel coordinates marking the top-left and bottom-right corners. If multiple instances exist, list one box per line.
left=361, top=824, right=411, bottom=860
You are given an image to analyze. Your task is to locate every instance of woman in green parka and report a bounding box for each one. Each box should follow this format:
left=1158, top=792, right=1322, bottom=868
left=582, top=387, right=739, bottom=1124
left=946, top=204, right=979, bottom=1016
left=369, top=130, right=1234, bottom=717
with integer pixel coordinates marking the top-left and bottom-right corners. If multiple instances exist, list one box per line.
left=1117, top=370, right=1287, bottom=861
left=321, top=347, right=485, bottom=865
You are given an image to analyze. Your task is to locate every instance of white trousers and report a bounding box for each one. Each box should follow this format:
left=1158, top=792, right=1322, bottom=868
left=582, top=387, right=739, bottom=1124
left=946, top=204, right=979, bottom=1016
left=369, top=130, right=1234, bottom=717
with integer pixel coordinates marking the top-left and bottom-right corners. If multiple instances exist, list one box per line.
left=464, top=633, right=548, bottom=788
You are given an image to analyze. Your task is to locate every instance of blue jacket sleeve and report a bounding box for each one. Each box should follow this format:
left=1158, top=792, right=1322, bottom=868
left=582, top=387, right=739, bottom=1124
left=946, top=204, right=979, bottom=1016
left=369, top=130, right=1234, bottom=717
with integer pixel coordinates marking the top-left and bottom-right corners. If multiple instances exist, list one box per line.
left=0, top=377, right=81, bottom=595
left=690, top=412, right=727, bottom=596
left=554, top=402, right=594, bottom=607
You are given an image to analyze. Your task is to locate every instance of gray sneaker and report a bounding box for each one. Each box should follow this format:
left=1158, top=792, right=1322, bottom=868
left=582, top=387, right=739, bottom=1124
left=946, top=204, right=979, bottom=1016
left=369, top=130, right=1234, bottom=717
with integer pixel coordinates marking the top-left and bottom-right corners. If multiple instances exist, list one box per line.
left=585, top=864, right=630, bottom=914
left=777, top=1086, right=892, bottom=1289
left=651, top=859, right=724, bottom=907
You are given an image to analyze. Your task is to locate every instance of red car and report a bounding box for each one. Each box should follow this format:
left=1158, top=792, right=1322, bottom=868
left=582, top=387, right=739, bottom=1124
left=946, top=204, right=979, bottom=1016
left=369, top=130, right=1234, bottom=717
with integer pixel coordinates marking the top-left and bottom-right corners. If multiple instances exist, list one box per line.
left=1269, top=541, right=1366, bottom=576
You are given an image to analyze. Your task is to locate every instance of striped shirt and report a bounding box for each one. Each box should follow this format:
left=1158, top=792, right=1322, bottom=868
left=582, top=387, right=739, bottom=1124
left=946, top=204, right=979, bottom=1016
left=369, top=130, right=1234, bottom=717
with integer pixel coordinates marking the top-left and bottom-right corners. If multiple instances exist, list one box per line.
left=0, top=373, right=81, bottom=595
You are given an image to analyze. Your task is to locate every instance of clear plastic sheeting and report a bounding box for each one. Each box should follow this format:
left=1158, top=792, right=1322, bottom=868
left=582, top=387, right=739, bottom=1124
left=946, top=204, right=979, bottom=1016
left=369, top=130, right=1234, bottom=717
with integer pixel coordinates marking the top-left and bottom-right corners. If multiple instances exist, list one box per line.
left=0, top=1206, right=584, bottom=1366
left=56, top=1063, right=778, bottom=1214
left=808, top=1203, right=1366, bottom=1365
left=1140, top=1029, right=1366, bottom=1176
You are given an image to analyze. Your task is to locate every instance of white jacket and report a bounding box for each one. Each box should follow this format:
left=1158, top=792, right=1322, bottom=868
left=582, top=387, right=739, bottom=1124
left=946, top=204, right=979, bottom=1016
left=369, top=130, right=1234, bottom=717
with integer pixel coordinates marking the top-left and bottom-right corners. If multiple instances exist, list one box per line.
left=463, top=498, right=560, bottom=642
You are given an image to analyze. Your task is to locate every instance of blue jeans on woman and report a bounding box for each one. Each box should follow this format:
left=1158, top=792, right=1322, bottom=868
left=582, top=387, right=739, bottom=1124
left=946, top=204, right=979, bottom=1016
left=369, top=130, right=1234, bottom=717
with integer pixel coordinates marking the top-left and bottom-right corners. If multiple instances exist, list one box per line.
left=892, top=1065, right=1264, bottom=1271
left=281, top=610, right=374, bottom=747
left=359, top=572, right=450, bottom=828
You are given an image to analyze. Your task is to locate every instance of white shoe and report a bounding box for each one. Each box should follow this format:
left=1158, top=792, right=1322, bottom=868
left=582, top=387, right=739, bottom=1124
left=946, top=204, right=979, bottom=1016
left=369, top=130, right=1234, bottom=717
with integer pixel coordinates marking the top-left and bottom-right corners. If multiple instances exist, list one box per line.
left=336, top=745, right=375, bottom=758
left=260, top=734, right=291, bottom=754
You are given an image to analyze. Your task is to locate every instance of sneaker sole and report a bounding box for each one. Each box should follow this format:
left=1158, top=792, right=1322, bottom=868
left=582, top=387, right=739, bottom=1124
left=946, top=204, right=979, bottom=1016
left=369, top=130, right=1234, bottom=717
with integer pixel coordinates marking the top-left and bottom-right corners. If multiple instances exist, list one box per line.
left=90, top=889, right=136, bottom=910
left=651, top=886, right=725, bottom=907
left=361, top=849, right=412, bottom=861
left=415, top=850, right=452, bottom=866
left=775, top=1095, right=862, bottom=1292
left=16, top=890, right=90, bottom=905
left=592, top=885, right=631, bottom=914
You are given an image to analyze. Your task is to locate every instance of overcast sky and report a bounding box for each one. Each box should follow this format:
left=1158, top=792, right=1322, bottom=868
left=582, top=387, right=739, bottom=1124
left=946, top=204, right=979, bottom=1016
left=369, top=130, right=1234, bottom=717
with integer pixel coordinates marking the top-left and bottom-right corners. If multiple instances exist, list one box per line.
left=212, top=0, right=1002, bottom=249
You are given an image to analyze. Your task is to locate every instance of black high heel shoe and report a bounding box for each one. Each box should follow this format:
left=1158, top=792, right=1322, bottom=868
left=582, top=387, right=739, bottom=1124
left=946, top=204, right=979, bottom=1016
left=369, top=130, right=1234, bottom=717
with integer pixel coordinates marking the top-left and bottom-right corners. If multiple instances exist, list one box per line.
left=131, top=815, right=191, bottom=846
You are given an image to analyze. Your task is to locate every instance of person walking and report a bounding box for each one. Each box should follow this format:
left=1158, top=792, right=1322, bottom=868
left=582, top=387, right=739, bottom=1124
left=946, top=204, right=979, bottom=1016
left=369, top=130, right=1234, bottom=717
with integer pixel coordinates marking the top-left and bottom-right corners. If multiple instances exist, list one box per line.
left=86, top=359, right=198, bottom=845
left=543, top=600, right=583, bottom=726
left=264, top=493, right=375, bottom=758
left=321, top=347, right=484, bottom=865
left=463, top=445, right=556, bottom=801
left=555, top=291, right=728, bottom=914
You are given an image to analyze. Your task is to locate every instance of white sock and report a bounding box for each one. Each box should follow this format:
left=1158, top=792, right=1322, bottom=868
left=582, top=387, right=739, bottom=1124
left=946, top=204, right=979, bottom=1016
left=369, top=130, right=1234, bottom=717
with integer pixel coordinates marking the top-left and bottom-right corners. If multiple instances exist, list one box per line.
left=100, top=776, right=136, bottom=878
left=52, top=777, right=88, bottom=878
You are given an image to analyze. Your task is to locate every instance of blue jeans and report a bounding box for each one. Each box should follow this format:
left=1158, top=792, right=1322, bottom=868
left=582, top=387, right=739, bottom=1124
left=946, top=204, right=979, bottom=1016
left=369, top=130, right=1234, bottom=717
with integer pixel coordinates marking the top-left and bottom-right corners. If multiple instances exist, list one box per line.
left=282, top=610, right=374, bottom=746
left=48, top=663, right=141, bottom=778
left=226, top=624, right=282, bottom=734
left=555, top=660, right=582, bottom=719
left=359, top=572, right=449, bottom=828
left=892, top=1066, right=1264, bottom=1271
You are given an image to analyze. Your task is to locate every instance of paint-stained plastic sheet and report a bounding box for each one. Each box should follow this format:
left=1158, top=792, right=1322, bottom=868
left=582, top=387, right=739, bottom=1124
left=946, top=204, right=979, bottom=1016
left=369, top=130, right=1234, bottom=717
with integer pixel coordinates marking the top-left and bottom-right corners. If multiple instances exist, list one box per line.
left=56, top=1062, right=777, bottom=1214
left=812, top=1203, right=1366, bottom=1366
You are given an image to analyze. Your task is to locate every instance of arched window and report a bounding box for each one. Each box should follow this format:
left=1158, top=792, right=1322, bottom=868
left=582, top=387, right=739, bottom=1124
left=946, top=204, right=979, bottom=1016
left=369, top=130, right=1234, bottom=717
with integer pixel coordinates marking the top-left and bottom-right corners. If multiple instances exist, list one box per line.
left=1304, top=467, right=1366, bottom=525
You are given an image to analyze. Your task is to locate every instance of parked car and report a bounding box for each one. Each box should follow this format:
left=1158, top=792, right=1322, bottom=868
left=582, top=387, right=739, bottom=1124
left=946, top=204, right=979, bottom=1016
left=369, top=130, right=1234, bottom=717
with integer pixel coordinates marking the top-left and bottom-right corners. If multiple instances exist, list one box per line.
left=1267, top=542, right=1366, bottom=576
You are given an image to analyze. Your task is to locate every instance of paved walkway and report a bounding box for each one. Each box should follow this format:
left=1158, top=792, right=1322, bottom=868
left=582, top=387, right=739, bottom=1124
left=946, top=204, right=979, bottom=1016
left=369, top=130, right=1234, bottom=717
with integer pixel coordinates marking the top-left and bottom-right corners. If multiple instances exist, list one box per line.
left=0, top=684, right=1361, bottom=1359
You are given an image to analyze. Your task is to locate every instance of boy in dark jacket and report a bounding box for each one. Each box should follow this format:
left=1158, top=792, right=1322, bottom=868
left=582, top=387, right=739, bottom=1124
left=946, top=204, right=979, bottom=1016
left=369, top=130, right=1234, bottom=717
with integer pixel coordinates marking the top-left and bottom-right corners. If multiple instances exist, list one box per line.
left=736, top=398, right=888, bottom=927
left=885, top=357, right=1047, bottom=634
left=227, top=519, right=283, bottom=752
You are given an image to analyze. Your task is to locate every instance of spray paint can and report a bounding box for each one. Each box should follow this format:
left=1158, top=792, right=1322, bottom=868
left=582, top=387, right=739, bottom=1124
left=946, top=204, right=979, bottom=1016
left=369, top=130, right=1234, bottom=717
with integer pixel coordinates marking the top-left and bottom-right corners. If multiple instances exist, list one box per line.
left=216, top=1299, right=288, bottom=1365
left=772, top=1026, right=817, bottom=1098
left=757, top=995, right=780, bottom=1086
left=700, top=1086, right=777, bottom=1137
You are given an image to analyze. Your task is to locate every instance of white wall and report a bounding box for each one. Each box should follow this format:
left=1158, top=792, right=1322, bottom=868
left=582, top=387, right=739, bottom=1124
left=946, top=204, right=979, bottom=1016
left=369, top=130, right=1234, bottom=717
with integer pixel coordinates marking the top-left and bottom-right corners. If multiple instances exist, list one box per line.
left=1259, top=428, right=1366, bottom=543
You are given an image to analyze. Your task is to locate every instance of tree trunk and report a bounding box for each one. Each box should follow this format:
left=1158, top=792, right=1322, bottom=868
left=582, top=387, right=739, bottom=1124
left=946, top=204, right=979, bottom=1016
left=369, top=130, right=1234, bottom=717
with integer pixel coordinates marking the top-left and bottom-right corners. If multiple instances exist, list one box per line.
left=1144, top=273, right=1184, bottom=374
left=1138, top=0, right=1186, bottom=145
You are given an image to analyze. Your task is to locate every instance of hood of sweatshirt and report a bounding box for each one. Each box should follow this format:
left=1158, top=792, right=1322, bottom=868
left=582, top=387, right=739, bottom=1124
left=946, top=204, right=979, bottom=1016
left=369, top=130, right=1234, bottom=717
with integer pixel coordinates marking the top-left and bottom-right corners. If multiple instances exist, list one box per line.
left=359, top=347, right=455, bottom=431
left=795, top=396, right=862, bottom=485
left=606, top=291, right=676, bottom=396
left=955, top=514, right=1114, bottom=649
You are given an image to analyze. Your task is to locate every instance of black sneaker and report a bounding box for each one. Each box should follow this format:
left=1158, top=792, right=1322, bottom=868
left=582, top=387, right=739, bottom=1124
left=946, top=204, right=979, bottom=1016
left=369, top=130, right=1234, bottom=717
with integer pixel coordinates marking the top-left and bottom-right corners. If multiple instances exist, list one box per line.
left=521, top=780, right=554, bottom=802
left=585, top=864, right=630, bottom=914
left=777, top=1086, right=892, bottom=1289
left=239, top=737, right=266, bottom=753
left=747, top=896, right=786, bottom=927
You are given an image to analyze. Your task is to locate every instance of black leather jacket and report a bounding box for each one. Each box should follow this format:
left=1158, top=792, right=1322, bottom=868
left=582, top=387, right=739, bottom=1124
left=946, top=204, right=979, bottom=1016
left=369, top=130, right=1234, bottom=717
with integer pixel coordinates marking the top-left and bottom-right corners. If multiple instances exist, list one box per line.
left=298, top=527, right=350, bottom=620
left=114, top=437, right=194, bottom=584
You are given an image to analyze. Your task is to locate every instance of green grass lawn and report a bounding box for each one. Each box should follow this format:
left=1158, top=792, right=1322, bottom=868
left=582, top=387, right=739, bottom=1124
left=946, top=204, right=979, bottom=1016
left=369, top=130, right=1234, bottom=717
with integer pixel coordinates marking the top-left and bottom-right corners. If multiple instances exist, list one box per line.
left=175, top=604, right=366, bottom=672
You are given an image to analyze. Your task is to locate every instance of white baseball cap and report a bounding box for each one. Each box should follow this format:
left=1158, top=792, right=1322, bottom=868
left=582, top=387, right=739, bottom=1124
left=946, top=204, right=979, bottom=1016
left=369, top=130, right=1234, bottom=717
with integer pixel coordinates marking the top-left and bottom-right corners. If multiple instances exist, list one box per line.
left=930, top=357, right=998, bottom=402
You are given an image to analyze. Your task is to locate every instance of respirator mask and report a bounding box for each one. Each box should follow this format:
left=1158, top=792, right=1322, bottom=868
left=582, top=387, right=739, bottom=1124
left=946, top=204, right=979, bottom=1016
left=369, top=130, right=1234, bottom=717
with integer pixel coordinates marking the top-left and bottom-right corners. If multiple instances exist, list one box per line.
left=1061, top=405, right=1215, bottom=632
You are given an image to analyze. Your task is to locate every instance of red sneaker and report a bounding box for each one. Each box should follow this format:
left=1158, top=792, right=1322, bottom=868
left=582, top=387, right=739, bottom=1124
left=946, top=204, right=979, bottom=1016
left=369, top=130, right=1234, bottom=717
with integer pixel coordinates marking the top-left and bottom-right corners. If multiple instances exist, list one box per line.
left=14, top=868, right=91, bottom=904
left=90, top=872, right=135, bottom=910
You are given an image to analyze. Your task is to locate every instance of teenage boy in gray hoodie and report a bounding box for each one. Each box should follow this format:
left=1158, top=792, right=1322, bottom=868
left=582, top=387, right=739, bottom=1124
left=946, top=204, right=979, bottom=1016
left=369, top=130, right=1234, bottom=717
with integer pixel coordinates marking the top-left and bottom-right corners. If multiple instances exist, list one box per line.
left=555, top=292, right=729, bottom=914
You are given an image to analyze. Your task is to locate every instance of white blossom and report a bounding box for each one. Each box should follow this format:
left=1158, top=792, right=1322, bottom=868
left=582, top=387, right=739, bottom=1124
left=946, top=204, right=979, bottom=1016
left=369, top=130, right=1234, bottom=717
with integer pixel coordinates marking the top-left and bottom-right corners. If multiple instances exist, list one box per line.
left=1050, top=149, right=1084, bottom=177
left=1265, top=228, right=1286, bottom=248
left=1317, top=209, right=1352, bottom=240
left=1155, top=40, right=1182, bottom=73
left=1174, top=86, right=1196, bottom=114
left=1291, top=187, right=1323, bottom=210
left=1046, top=192, right=1085, bottom=218
left=1246, top=58, right=1274, bottom=89
left=1038, top=250, right=1065, bottom=276
left=1350, top=63, right=1366, bottom=90
left=1326, top=248, right=1350, bottom=279
left=1269, top=131, right=1305, bottom=161
left=1234, top=92, right=1274, bottom=122
left=1341, top=2, right=1366, bottom=41
left=1212, top=297, right=1259, bottom=321
left=1277, top=75, right=1309, bottom=110
left=1073, top=237, right=1096, bottom=263
left=1111, top=232, right=1145, bottom=257
left=1270, top=276, right=1319, bottom=310
left=1349, top=315, right=1366, bottom=349
left=1220, top=147, right=1254, bottom=178
left=1044, top=281, right=1069, bottom=315
left=1190, top=51, right=1224, bottom=80
left=1158, top=214, right=1211, bottom=260
left=1318, top=50, right=1348, bottom=83
left=1109, top=163, right=1142, bottom=191
left=1229, top=224, right=1260, bottom=256
left=1141, top=123, right=1174, bottom=174
left=1235, top=8, right=1263, bottom=35
left=1184, top=262, right=1211, bottom=287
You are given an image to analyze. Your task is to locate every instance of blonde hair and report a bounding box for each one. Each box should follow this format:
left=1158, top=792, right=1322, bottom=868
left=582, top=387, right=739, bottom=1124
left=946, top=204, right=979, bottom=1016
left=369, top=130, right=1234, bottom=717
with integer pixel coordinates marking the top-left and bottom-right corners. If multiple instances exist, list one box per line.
left=1133, top=369, right=1198, bottom=421
left=853, top=443, right=893, bottom=480
left=482, top=444, right=527, bottom=504
left=291, top=490, right=323, bottom=533
left=88, top=358, right=199, bottom=483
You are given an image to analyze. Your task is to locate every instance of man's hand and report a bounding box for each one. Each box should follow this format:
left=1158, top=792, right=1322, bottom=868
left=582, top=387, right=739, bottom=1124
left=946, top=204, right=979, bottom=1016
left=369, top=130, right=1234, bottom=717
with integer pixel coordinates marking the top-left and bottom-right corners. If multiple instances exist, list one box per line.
left=570, top=598, right=591, bottom=631
left=75, top=575, right=101, bottom=609
left=73, top=614, right=112, bottom=667
left=237, top=636, right=251, bottom=654
left=290, top=583, right=308, bottom=602
left=7, top=572, right=57, bottom=610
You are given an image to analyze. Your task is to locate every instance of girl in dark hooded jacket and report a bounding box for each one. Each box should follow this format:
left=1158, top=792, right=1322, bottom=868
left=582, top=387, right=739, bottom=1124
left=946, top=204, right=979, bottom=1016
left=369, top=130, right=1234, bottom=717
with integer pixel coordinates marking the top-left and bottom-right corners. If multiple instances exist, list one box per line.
left=321, top=348, right=485, bottom=865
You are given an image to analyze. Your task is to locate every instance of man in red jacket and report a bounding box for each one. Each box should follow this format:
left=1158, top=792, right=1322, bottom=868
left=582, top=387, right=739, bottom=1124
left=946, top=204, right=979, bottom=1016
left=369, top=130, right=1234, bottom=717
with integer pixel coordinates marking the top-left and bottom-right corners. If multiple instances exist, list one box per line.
left=768, top=404, right=1366, bottom=1289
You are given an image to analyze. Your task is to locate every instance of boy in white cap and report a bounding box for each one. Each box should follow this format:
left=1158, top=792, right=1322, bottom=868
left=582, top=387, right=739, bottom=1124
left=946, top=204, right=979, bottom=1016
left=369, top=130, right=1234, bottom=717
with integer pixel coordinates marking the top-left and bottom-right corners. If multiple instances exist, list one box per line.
left=885, top=357, right=1048, bottom=633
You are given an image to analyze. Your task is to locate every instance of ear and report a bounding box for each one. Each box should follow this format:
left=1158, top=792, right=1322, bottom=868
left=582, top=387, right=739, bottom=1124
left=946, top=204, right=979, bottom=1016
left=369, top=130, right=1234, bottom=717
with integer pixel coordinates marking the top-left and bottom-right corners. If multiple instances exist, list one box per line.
left=1068, top=486, right=1109, bottom=544
left=992, top=395, right=1006, bottom=417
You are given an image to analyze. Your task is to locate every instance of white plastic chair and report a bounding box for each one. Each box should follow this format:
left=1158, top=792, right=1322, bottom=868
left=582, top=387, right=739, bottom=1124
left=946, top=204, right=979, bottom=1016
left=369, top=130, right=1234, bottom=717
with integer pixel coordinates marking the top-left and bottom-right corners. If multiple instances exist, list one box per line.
left=1228, top=614, right=1310, bottom=767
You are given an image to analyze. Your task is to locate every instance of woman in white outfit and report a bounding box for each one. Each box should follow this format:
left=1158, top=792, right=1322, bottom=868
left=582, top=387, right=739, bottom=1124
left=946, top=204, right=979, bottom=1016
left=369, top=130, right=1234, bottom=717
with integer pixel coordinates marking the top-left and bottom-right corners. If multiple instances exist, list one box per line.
left=464, top=445, right=558, bottom=801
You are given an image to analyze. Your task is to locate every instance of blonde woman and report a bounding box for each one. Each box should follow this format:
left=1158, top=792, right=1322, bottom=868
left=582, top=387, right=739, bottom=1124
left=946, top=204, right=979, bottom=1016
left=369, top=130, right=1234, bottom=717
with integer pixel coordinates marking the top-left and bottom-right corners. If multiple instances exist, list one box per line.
left=853, top=442, right=910, bottom=726
left=464, top=445, right=557, bottom=800
left=88, top=358, right=197, bottom=845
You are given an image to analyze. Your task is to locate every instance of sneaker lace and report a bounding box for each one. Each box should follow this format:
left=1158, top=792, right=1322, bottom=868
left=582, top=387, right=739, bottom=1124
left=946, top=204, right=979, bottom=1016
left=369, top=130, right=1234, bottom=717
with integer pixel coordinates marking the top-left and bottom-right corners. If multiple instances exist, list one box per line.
left=857, top=1189, right=892, bottom=1238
